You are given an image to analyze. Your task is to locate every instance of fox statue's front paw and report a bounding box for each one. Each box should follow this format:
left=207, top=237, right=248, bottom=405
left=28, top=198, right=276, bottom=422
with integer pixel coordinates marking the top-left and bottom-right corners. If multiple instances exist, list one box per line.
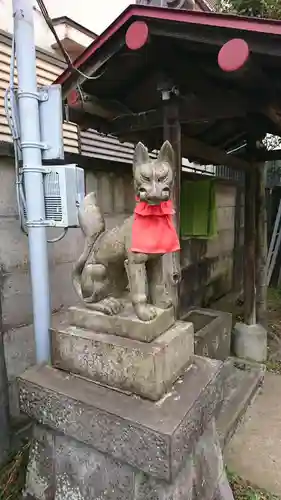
left=159, top=296, right=173, bottom=309
left=87, top=297, right=123, bottom=315
left=134, top=303, right=157, bottom=322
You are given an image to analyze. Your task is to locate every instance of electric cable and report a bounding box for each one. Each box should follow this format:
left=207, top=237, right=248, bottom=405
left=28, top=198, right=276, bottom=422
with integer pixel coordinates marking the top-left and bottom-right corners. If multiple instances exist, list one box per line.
left=4, top=34, right=28, bottom=235
left=36, top=0, right=104, bottom=81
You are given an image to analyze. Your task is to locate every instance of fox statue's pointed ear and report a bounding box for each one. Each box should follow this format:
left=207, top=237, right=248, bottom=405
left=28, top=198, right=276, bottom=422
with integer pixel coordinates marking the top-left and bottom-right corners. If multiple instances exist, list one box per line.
left=133, top=142, right=150, bottom=170
left=157, top=141, right=174, bottom=167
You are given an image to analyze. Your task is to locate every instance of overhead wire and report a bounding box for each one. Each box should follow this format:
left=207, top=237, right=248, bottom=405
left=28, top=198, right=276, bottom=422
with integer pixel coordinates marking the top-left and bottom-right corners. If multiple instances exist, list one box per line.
left=36, top=0, right=105, bottom=81
left=4, top=33, right=28, bottom=235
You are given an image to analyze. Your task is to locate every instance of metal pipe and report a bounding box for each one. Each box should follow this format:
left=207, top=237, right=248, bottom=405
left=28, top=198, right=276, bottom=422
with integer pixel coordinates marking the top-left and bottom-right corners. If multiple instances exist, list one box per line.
left=13, top=0, right=51, bottom=363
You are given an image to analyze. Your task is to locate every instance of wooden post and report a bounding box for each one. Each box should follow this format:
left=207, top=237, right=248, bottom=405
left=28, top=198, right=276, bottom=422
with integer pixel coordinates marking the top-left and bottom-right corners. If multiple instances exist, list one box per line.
left=255, top=162, right=268, bottom=327
left=233, top=183, right=243, bottom=293
left=163, top=96, right=182, bottom=317
left=163, top=99, right=181, bottom=231
left=244, top=168, right=257, bottom=325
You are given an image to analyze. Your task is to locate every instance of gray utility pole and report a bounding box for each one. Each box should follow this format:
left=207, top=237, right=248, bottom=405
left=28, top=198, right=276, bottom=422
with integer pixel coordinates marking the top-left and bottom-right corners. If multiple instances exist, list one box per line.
left=13, top=0, right=51, bottom=363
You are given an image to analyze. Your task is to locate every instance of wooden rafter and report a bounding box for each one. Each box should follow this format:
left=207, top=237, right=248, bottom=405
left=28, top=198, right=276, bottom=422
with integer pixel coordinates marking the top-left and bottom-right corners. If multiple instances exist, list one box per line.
left=69, top=88, right=279, bottom=135
left=70, top=91, right=132, bottom=120
left=107, top=97, right=248, bottom=135
left=182, top=137, right=250, bottom=170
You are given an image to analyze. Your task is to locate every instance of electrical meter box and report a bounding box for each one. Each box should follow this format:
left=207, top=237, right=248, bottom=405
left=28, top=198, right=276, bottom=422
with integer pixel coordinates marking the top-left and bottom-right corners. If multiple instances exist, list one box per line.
left=43, top=164, right=85, bottom=228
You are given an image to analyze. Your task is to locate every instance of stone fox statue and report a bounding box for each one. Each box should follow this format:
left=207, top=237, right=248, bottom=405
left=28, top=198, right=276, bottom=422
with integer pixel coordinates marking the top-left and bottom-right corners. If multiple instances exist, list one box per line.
left=72, top=140, right=180, bottom=322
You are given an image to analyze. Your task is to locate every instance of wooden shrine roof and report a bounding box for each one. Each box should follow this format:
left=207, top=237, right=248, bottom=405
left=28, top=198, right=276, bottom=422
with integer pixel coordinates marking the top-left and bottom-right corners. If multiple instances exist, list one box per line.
left=55, top=4, right=281, bottom=167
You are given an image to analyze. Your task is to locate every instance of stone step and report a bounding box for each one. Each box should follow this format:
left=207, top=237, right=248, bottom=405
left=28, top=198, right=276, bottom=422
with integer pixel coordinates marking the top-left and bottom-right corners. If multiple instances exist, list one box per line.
left=51, top=319, right=194, bottom=401
left=18, top=356, right=228, bottom=482
left=216, top=358, right=265, bottom=450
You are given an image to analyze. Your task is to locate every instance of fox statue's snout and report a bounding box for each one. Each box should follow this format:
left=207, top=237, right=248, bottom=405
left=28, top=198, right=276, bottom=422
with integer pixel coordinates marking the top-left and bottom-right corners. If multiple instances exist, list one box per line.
left=138, top=184, right=170, bottom=205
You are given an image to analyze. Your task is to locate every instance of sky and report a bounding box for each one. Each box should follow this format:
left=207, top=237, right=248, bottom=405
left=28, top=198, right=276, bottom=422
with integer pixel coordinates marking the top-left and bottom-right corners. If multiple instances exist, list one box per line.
left=0, top=0, right=136, bottom=37
left=47, top=0, right=135, bottom=35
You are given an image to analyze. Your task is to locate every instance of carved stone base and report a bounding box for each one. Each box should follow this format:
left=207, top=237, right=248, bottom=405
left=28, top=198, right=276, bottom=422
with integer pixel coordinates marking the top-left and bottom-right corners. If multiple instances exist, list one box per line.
left=68, top=303, right=175, bottom=342
left=24, top=420, right=233, bottom=500
left=19, top=358, right=234, bottom=499
left=51, top=320, right=194, bottom=401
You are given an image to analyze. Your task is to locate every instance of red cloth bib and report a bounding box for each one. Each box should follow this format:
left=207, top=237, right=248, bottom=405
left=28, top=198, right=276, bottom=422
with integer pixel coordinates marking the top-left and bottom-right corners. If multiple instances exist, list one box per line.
left=131, top=199, right=180, bottom=254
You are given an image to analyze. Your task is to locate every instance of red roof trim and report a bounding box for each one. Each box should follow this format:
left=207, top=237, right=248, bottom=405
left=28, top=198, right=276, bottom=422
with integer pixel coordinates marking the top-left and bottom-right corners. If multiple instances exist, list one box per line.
left=55, top=4, right=281, bottom=86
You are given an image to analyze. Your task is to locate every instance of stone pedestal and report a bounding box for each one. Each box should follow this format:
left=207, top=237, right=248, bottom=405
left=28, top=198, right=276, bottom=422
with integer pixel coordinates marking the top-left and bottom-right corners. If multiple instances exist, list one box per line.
left=19, top=307, right=235, bottom=500
left=233, top=322, right=267, bottom=362
left=51, top=315, right=194, bottom=401
left=25, top=419, right=232, bottom=500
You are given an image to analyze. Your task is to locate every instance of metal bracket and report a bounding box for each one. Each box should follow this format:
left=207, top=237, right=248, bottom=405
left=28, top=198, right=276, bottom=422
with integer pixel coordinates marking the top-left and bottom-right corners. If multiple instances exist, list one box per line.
left=17, top=89, right=49, bottom=102
left=22, top=164, right=50, bottom=174
left=64, top=103, right=70, bottom=122
left=38, top=89, right=49, bottom=102
left=25, top=219, right=57, bottom=228
left=21, top=141, right=49, bottom=151
left=157, top=81, right=179, bottom=101
left=161, top=86, right=179, bottom=101
left=17, top=92, right=50, bottom=151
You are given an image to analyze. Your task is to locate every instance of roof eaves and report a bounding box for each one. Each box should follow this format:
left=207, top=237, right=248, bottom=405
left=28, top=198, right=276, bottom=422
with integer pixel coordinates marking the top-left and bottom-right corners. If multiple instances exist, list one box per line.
left=54, top=4, right=281, bottom=90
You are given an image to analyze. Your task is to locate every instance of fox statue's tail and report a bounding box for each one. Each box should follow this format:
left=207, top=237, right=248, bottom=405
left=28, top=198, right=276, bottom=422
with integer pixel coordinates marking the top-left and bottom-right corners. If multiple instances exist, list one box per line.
left=72, top=192, right=105, bottom=301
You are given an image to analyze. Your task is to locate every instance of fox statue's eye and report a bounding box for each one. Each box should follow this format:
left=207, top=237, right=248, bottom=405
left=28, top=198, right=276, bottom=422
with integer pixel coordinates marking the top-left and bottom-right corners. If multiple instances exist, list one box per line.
left=141, top=174, right=150, bottom=181
left=158, top=175, right=168, bottom=182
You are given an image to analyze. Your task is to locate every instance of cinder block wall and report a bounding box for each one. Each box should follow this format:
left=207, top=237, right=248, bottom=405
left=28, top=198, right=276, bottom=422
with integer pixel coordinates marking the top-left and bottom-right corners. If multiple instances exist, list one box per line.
left=0, top=158, right=134, bottom=333
left=180, top=181, right=244, bottom=311
left=0, top=156, right=242, bottom=416
left=0, top=156, right=134, bottom=416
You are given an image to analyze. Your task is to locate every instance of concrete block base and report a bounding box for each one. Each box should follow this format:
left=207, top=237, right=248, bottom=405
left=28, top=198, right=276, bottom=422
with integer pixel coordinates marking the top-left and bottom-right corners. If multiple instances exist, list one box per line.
left=19, top=358, right=228, bottom=481
left=51, top=320, right=194, bottom=401
left=24, top=420, right=234, bottom=500
left=19, top=358, right=234, bottom=499
left=181, top=307, right=232, bottom=361
left=69, top=303, right=175, bottom=342
left=232, top=322, right=267, bottom=362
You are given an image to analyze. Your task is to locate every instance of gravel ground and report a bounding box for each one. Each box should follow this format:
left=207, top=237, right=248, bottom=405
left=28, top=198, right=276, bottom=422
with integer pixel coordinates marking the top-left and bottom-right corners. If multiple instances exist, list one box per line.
left=228, top=470, right=281, bottom=500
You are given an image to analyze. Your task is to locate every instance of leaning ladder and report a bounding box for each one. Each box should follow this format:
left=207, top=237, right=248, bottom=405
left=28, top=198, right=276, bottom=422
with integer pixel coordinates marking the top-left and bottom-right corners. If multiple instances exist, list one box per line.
left=266, top=198, right=281, bottom=286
